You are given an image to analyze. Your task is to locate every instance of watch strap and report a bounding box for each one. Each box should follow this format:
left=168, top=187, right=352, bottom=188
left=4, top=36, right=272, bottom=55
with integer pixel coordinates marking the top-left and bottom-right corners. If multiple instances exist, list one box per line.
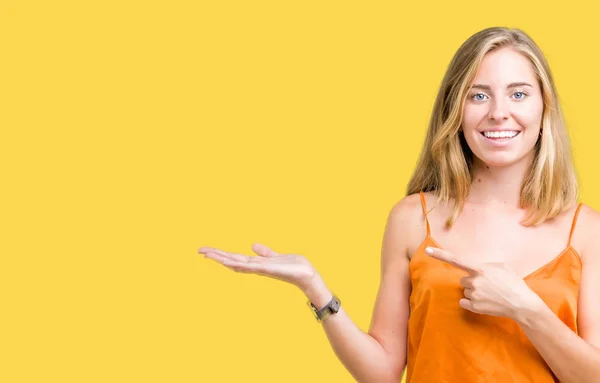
left=307, top=294, right=341, bottom=322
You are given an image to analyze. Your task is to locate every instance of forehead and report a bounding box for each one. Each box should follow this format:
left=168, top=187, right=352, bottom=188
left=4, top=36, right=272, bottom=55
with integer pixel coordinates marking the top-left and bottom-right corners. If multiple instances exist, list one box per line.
left=472, top=47, right=537, bottom=85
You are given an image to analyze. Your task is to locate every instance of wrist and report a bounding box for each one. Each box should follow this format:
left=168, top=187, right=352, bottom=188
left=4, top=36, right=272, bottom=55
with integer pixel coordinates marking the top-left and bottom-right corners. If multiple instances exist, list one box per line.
left=513, top=295, right=549, bottom=328
left=300, top=272, right=333, bottom=309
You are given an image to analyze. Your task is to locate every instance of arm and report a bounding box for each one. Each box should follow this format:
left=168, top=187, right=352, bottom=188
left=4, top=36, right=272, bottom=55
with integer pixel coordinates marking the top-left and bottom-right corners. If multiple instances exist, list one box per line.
left=302, top=197, right=416, bottom=383
left=514, top=208, right=600, bottom=383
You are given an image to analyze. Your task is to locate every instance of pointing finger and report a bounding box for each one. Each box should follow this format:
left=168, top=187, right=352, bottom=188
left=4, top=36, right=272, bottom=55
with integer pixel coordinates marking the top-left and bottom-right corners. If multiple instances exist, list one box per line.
left=425, top=247, right=481, bottom=275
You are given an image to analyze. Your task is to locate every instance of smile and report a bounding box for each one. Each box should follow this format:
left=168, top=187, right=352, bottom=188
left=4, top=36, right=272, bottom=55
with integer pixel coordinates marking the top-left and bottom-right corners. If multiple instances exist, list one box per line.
left=480, top=130, right=521, bottom=140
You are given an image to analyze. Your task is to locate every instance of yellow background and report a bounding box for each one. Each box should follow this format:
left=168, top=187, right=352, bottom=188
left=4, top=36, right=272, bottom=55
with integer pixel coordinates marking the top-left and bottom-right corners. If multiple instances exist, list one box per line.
left=2, top=1, right=599, bottom=382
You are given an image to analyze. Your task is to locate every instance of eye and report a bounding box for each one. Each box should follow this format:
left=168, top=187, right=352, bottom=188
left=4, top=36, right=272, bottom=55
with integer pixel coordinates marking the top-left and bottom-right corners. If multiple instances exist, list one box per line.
left=471, top=93, right=488, bottom=101
left=512, top=91, right=527, bottom=100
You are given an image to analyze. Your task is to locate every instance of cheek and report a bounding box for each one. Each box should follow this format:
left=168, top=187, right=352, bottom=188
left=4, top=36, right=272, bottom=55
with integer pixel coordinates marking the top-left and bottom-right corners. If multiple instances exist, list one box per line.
left=513, top=101, right=544, bottom=129
left=462, top=104, right=487, bottom=131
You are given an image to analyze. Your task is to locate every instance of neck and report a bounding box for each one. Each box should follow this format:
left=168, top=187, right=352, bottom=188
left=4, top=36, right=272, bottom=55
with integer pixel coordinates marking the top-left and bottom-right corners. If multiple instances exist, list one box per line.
left=468, top=155, right=534, bottom=208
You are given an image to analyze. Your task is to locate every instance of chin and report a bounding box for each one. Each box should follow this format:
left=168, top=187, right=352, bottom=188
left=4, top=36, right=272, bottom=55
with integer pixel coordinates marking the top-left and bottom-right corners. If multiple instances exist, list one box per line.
left=480, top=159, right=517, bottom=168
left=475, top=151, right=534, bottom=168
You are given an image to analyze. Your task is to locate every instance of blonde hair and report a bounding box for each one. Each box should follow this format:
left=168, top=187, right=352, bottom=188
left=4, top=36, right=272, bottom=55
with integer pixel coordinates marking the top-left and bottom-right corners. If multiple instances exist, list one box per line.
left=407, top=27, right=578, bottom=228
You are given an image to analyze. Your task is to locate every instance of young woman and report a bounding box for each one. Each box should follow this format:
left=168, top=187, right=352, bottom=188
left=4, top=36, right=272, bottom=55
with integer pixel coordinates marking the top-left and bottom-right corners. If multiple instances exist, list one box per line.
left=199, top=27, right=600, bottom=382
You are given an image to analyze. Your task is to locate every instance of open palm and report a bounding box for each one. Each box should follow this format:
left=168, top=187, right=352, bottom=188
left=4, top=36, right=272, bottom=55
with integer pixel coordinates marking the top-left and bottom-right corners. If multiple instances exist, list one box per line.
left=199, top=243, right=317, bottom=289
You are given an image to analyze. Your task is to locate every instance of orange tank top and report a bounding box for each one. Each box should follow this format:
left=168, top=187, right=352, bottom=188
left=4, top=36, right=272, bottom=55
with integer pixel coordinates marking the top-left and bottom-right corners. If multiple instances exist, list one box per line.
left=407, top=191, right=583, bottom=382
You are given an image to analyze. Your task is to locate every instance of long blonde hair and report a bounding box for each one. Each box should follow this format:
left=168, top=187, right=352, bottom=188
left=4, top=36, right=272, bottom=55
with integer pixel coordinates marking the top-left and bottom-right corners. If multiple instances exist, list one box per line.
left=407, top=27, right=578, bottom=228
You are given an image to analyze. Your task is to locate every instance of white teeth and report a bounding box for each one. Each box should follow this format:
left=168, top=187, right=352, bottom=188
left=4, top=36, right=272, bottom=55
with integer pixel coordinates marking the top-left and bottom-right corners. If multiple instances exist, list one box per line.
left=483, top=131, right=519, bottom=139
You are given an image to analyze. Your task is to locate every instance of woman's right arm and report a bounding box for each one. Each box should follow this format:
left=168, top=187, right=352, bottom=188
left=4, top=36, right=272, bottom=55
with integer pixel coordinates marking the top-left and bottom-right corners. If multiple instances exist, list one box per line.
left=200, top=195, right=419, bottom=383
left=301, top=196, right=417, bottom=383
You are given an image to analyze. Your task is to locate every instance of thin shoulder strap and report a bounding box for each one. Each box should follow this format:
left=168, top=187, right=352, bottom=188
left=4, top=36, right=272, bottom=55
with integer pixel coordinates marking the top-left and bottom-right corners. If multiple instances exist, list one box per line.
left=419, top=191, right=431, bottom=237
left=568, top=203, right=584, bottom=246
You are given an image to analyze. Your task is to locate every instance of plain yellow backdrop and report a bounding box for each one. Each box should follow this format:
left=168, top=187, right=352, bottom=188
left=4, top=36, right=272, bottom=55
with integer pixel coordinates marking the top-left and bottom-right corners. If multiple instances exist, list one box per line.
left=2, top=1, right=600, bottom=382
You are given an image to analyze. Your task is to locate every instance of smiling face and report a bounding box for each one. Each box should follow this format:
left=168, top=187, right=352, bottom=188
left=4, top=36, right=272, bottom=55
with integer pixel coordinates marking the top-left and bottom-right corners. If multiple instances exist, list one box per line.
left=461, top=46, right=544, bottom=168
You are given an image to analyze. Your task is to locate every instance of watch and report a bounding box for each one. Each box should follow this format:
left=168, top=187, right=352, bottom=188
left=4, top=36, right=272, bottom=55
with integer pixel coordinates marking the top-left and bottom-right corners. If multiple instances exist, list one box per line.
left=307, top=294, right=341, bottom=323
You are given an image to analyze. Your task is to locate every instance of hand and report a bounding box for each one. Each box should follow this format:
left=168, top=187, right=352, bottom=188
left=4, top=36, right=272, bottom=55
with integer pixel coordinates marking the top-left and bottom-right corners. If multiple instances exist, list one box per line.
left=425, top=246, right=545, bottom=321
left=198, top=243, right=318, bottom=291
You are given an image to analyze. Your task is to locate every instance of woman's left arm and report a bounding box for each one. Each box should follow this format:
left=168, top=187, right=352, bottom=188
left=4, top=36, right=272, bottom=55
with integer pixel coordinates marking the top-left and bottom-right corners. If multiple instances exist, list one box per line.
left=516, top=219, right=600, bottom=383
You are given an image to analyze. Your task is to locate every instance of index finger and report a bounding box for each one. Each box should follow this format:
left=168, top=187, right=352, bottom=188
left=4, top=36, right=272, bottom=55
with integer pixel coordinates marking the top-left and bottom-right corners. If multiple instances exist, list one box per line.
left=425, top=247, right=481, bottom=275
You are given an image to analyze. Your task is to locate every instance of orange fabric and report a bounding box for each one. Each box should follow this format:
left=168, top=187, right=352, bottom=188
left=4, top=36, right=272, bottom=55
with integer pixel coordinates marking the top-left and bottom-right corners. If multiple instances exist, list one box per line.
left=407, top=191, right=583, bottom=382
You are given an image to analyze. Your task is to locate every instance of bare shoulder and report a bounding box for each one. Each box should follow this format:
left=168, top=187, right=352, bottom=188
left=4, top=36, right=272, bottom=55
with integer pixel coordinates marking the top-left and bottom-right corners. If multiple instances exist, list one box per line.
left=387, top=192, right=425, bottom=232
left=384, top=192, right=428, bottom=261
left=577, top=203, right=600, bottom=224
left=572, top=203, right=600, bottom=263
left=389, top=192, right=422, bottom=220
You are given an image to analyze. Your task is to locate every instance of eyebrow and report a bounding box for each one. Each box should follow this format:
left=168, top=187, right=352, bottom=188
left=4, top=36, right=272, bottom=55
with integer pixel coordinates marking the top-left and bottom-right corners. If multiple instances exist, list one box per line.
left=471, top=82, right=534, bottom=90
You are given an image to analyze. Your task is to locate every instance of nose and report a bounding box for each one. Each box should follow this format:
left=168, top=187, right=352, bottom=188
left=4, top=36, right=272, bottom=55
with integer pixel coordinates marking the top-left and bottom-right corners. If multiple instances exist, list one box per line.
left=489, top=99, right=509, bottom=121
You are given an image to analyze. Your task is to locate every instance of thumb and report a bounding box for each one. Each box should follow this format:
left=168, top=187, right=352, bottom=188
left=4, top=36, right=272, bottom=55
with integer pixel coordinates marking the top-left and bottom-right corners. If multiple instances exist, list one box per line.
left=251, top=243, right=279, bottom=257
